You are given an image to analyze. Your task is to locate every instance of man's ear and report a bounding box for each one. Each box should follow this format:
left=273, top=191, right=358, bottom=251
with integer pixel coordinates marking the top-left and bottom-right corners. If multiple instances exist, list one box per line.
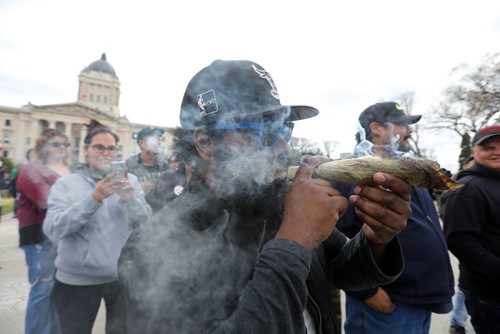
left=194, top=128, right=214, bottom=161
left=369, top=122, right=382, bottom=137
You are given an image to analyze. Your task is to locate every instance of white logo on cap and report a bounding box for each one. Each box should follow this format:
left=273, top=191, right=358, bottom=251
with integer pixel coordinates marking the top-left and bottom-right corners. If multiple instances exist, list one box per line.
left=173, top=185, right=184, bottom=196
left=252, top=64, right=280, bottom=100
left=197, top=89, right=218, bottom=116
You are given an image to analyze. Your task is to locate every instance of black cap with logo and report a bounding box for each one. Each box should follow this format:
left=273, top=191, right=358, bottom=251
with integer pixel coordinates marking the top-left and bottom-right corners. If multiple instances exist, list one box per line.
left=359, top=102, right=421, bottom=132
left=179, top=60, right=319, bottom=129
left=357, top=102, right=421, bottom=140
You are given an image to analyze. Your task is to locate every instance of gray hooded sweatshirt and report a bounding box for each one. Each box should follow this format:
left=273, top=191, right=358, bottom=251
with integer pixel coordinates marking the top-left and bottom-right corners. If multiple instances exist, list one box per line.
left=44, top=163, right=152, bottom=285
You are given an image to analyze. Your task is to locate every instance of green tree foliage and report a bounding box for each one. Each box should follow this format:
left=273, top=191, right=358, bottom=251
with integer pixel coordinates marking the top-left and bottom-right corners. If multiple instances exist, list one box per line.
left=0, top=157, right=14, bottom=171
left=458, top=132, right=472, bottom=170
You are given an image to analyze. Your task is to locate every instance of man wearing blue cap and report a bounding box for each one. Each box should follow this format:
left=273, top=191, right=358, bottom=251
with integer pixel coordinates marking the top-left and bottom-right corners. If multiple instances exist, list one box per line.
left=126, top=126, right=167, bottom=193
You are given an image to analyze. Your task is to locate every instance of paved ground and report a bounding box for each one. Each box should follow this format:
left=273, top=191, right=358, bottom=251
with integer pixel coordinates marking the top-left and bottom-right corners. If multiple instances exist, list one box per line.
left=0, top=213, right=473, bottom=333
left=0, top=213, right=105, bottom=334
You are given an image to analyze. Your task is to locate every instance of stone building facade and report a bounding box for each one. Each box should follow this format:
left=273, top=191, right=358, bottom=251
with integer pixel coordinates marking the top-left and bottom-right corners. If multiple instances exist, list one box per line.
left=0, top=53, right=173, bottom=165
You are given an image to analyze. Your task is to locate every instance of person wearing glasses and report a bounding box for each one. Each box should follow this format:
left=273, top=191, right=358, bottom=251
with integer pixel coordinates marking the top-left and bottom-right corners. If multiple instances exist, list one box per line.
left=16, top=128, right=70, bottom=334
left=119, top=60, right=411, bottom=333
left=43, top=120, right=152, bottom=334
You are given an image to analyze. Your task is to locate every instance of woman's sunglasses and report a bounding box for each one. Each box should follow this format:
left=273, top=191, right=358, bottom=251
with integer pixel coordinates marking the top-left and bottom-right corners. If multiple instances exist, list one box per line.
left=47, top=142, right=70, bottom=148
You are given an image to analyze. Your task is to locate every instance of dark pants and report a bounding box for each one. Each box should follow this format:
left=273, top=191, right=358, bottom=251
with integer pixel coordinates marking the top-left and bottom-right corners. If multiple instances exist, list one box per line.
left=464, top=290, right=500, bottom=334
left=53, top=279, right=127, bottom=334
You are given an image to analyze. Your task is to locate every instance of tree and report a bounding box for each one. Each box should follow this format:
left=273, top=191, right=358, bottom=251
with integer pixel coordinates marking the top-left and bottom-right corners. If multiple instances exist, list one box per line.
left=0, top=157, right=14, bottom=171
left=392, top=92, right=433, bottom=158
left=458, top=132, right=472, bottom=170
left=321, top=140, right=337, bottom=159
left=288, top=137, right=324, bottom=166
left=428, top=52, right=500, bottom=160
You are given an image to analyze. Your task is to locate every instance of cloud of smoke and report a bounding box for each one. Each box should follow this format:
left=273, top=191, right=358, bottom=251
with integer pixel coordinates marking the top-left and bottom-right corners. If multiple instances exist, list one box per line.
left=120, top=182, right=276, bottom=332
left=120, top=109, right=292, bottom=331
left=143, top=135, right=162, bottom=154
left=353, top=120, right=408, bottom=159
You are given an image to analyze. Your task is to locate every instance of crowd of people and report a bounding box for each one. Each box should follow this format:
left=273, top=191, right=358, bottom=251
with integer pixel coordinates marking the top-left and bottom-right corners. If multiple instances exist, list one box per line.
left=11, top=59, right=500, bottom=334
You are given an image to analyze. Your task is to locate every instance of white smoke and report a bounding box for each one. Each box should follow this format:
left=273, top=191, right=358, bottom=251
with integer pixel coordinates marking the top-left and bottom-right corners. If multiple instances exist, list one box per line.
left=144, top=136, right=162, bottom=154
left=353, top=120, right=408, bottom=159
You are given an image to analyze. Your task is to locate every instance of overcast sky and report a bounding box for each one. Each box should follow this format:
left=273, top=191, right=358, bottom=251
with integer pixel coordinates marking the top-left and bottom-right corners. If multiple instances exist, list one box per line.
left=1, top=0, right=499, bottom=172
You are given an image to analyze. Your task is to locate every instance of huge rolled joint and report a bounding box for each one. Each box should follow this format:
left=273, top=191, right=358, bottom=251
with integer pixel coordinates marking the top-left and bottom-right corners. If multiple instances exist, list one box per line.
left=287, top=156, right=462, bottom=190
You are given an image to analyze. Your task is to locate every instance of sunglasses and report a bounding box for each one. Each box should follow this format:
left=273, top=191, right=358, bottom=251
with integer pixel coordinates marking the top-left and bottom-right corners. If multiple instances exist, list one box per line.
left=214, top=121, right=294, bottom=148
left=89, top=144, right=118, bottom=153
left=47, top=142, right=70, bottom=148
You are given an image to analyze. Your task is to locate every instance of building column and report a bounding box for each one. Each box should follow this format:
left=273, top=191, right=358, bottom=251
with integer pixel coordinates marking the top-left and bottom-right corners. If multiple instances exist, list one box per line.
left=31, top=120, right=39, bottom=138
left=16, top=120, right=28, bottom=163
left=64, top=122, right=72, bottom=142
left=64, top=122, right=74, bottom=163
left=78, top=125, right=88, bottom=163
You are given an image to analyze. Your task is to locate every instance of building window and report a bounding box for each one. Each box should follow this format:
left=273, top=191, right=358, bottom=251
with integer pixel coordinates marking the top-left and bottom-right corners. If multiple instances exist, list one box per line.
left=89, top=94, right=94, bottom=102
left=3, top=132, right=10, bottom=144
left=5, top=119, right=11, bottom=126
left=2, top=151, right=8, bottom=158
left=96, top=95, right=101, bottom=103
left=26, top=137, right=31, bottom=145
left=104, top=96, right=108, bottom=104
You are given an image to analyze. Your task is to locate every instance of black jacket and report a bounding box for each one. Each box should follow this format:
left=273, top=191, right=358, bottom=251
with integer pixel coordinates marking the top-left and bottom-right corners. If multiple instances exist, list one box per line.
left=145, top=168, right=187, bottom=212
left=336, top=183, right=454, bottom=313
left=442, top=162, right=500, bottom=302
left=119, top=175, right=404, bottom=333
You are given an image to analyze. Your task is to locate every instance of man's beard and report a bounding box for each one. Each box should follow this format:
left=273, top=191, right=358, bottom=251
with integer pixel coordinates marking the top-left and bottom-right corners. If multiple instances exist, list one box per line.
left=397, top=140, right=411, bottom=153
left=379, top=135, right=411, bottom=158
left=210, top=143, right=290, bottom=218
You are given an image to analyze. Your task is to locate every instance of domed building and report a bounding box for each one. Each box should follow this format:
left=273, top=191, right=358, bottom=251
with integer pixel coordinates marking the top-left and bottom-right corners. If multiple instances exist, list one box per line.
left=0, top=54, right=173, bottom=165
left=78, top=53, right=121, bottom=118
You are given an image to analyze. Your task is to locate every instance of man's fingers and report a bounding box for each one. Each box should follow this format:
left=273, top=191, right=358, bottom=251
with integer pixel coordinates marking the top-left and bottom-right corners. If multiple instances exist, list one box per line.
left=355, top=203, right=399, bottom=234
left=332, top=195, right=349, bottom=218
left=372, top=172, right=411, bottom=201
left=352, top=194, right=398, bottom=220
left=293, top=155, right=331, bottom=181
left=352, top=175, right=411, bottom=216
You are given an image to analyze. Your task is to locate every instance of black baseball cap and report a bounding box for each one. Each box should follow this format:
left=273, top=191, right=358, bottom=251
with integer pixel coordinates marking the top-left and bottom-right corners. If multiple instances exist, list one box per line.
left=472, top=125, right=500, bottom=146
left=137, top=126, right=165, bottom=143
left=179, top=60, right=319, bottom=129
left=359, top=102, right=421, bottom=134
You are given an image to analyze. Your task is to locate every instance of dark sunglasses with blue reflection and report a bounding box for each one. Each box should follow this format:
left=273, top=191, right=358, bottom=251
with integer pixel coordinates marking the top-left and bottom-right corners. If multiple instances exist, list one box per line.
left=213, top=120, right=294, bottom=148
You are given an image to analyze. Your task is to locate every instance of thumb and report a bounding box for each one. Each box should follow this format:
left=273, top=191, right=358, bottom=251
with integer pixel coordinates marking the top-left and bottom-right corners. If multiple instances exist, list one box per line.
left=293, top=155, right=330, bottom=181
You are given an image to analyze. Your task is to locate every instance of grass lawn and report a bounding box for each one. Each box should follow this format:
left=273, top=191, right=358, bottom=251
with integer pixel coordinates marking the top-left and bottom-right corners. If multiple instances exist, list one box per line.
left=2, top=196, right=14, bottom=215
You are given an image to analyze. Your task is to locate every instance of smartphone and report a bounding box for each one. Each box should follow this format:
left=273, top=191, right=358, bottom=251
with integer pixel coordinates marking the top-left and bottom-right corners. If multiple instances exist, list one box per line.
left=110, top=161, right=126, bottom=179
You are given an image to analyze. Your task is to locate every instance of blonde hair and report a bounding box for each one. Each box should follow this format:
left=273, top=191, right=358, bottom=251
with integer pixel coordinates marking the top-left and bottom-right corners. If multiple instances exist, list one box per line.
left=33, top=128, right=69, bottom=164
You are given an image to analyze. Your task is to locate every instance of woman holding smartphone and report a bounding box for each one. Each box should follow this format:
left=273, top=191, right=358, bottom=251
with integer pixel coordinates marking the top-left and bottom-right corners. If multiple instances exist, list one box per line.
left=44, top=120, right=152, bottom=334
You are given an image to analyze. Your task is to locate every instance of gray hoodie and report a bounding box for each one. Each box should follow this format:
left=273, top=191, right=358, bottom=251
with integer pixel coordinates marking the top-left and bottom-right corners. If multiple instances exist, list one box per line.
left=44, top=163, right=152, bottom=285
